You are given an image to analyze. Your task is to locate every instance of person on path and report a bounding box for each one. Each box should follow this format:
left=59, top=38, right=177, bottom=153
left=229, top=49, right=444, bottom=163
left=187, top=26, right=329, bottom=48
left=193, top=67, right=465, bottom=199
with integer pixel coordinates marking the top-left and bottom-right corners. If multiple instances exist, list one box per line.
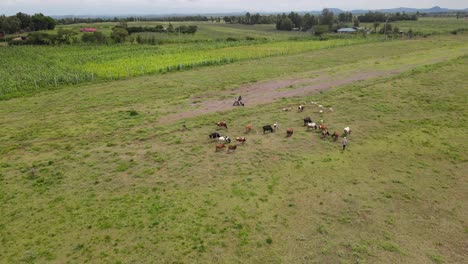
left=342, top=137, right=348, bottom=151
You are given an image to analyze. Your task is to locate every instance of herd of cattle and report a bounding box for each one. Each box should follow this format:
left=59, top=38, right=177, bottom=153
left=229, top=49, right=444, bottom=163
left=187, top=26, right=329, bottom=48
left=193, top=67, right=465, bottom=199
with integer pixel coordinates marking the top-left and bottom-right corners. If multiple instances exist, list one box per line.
left=208, top=103, right=351, bottom=152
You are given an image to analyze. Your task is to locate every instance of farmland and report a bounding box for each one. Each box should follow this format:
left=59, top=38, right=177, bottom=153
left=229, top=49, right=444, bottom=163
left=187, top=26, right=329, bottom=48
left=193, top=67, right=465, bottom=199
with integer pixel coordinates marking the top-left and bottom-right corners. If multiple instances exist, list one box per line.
left=362, top=17, right=468, bottom=35
left=0, top=37, right=376, bottom=99
left=58, top=22, right=312, bottom=43
left=0, top=12, right=468, bottom=264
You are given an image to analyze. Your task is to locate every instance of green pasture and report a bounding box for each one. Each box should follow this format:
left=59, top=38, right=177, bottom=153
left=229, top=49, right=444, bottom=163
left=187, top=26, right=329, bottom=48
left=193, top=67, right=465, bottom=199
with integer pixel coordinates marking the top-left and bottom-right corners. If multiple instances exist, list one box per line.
left=361, top=17, right=468, bottom=34
left=57, top=22, right=310, bottom=42
left=0, top=34, right=467, bottom=263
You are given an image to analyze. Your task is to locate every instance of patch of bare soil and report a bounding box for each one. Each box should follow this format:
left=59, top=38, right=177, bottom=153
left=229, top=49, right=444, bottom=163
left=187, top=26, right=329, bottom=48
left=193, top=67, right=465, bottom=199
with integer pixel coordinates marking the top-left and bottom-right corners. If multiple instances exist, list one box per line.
left=157, top=58, right=449, bottom=124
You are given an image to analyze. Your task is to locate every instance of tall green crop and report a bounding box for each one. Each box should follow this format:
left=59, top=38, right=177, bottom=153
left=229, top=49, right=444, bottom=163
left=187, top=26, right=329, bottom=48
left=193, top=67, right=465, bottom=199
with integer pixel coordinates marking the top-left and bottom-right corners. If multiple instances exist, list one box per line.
left=0, top=38, right=375, bottom=99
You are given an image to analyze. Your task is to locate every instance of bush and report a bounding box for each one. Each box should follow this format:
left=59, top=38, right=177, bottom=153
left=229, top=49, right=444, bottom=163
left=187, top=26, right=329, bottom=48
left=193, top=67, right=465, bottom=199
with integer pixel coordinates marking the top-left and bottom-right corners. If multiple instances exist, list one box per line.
left=82, top=32, right=108, bottom=44
left=25, top=32, right=55, bottom=45
left=313, top=25, right=329, bottom=36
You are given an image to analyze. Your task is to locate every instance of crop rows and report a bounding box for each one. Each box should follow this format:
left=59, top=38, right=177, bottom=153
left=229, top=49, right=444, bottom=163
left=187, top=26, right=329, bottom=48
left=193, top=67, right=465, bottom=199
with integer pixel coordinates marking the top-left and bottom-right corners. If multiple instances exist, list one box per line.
left=0, top=38, right=375, bottom=99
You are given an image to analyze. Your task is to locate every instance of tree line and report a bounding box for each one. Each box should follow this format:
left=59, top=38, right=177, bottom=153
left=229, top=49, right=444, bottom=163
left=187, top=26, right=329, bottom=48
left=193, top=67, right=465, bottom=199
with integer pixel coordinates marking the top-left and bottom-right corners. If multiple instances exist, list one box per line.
left=9, top=20, right=198, bottom=46
left=357, top=12, right=417, bottom=22
left=127, top=24, right=197, bottom=34
left=0, top=12, right=56, bottom=34
left=224, top=9, right=420, bottom=33
left=56, top=15, right=210, bottom=25
left=274, top=9, right=351, bottom=33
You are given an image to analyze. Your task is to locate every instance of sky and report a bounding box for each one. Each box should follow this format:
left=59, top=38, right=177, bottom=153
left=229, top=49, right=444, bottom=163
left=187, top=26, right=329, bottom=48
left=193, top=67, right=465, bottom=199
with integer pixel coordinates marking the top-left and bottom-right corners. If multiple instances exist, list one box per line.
left=1, top=0, right=466, bottom=16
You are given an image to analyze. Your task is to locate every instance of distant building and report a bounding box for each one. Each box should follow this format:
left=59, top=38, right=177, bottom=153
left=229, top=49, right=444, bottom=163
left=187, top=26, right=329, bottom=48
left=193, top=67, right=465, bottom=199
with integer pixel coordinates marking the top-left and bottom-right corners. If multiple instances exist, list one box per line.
left=80, top=28, right=97, bottom=33
left=337, top=28, right=357, bottom=34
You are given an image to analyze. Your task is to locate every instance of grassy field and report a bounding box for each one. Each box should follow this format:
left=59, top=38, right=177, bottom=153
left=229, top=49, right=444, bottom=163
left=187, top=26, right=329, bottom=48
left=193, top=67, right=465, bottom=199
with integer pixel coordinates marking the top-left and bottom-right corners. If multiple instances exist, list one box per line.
left=58, top=22, right=311, bottom=43
left=361, top=17, right=468, bottom=34
left=0, top=33, right=467, bottom=263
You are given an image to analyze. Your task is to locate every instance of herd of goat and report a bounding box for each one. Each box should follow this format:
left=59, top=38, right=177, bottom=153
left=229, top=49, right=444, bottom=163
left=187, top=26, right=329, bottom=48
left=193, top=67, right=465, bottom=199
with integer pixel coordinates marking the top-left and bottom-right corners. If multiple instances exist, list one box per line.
left=208, top=102, right=352, bottom=152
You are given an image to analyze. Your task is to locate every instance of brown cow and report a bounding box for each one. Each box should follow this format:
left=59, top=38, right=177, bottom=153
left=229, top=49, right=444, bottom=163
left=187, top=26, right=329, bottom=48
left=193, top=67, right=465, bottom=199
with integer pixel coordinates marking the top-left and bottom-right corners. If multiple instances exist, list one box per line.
left=331, top=132, right=339, bottom=141
left=215, top=144, right=226, bottom=152
left=321, top=130, right=330, bottom=139
left=216, top=121, right=228, bottom=129
left=227, top=145, right=237, bottom=153
left=245, top=124, right=252, bottom=133
left=236, top=137, right=246, bottom=144
left=319, top=124, right=327, bottom=131
left=286, top=128, right=294, bottom=137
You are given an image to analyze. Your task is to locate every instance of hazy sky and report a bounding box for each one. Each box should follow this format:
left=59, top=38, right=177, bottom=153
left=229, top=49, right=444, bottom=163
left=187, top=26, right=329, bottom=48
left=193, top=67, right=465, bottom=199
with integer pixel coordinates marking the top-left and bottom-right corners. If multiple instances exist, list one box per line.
left=1, top=0, right=466, bottom=15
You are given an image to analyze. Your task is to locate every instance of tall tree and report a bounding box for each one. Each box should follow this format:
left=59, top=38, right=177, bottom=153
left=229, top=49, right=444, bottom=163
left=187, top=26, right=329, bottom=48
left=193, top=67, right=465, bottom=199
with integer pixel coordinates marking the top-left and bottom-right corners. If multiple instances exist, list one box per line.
left=31, top=13, right=56, bottom=31
left=1, top=16, right=21, bottom=34
left=319, top=9, right=334, bottom=29
left=353, top=18, right=360, bottom=27
left=288, top=12, right=302, bottom=28
left=373, top=22, right=380, bottom=33
left=245, top=12, right=251, bottom=24
left=16, top=12, right=32, bottom=30
left=302, top=13, right=318, bottom=31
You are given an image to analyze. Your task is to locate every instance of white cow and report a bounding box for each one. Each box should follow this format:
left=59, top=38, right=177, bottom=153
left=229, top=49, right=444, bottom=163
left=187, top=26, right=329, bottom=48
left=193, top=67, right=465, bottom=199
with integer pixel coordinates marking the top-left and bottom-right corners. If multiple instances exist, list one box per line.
left=307, top=122, right=317, bottom=130
left=218, top=136, right=231, bottom=143
left=343, top=127, right=351, bottom=136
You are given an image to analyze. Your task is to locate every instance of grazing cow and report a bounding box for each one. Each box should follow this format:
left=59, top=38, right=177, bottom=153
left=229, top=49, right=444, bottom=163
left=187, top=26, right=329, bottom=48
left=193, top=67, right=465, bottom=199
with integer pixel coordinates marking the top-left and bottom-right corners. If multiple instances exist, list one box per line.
left=298, top=105, right=305, bottom=112
left=216, top=121, right=228, bottom=129
left=263, top=125, right=274, bottom=134
left=215, top=144, right=225, bottom=152
left=273, top=122, right=279, bottom=130
left=321, top=130, right=330, bottom=139
left=307, top=122, right=317, bottom=130
left=319, top=124, right=327, bottom=131
left=343, top=127, right=352, bottom=136
left=209, top=132, right=220, bottom=139
left=286, top=128, right=294, bottom=137
left=282, top=107, right=292, bottom=111
left=303, top=117, right=312, bottom=126
left=227, top=145, right=237, bottom=153
left=245, top=124, right=252, bottom=133
left=218, top=136, right=231, bottom=143
left=236, top=137, right=246, bottom=144
left=331, top=132, right=339, bottom=141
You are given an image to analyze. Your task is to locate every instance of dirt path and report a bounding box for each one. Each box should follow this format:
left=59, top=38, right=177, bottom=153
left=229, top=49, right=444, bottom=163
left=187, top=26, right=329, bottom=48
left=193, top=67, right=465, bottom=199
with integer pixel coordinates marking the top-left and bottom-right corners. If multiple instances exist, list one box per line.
left=157, top=57, right=449, bottom=124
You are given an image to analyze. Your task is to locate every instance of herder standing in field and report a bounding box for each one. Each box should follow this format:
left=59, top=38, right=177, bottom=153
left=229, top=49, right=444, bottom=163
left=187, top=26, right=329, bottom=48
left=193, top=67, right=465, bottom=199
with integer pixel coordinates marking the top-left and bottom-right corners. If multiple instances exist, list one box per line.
left=342, top=137, right=348, bottom=151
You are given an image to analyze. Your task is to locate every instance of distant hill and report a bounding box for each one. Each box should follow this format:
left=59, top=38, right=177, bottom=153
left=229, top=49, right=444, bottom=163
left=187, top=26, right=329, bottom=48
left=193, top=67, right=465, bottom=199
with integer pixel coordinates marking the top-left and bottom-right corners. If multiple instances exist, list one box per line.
left=52, top=6, right=468, bottom=19
left=304, top=6, right=468, bottom=15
